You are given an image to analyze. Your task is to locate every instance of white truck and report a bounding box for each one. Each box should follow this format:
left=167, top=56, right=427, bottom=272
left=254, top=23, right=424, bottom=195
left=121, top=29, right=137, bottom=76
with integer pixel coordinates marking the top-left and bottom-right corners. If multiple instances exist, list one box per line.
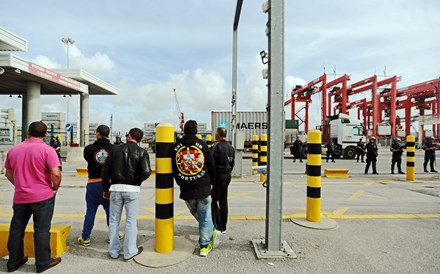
left=322, top=113, right=366, bottom=159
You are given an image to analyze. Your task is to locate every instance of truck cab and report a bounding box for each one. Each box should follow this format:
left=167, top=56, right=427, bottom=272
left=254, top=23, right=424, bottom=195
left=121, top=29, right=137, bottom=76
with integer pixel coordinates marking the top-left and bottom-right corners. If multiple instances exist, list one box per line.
left=323, top=113, right=365, bottom=159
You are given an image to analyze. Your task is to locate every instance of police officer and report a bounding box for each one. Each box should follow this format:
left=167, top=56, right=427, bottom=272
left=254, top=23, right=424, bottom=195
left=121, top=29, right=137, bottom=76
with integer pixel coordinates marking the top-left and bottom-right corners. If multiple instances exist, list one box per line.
left=325, top=139, right=336, bottom=162
left=422, top=136, right=437, bottom=173
left=365, top=137, right=379, bottom=174
left=356, top=138, right=365, bottom=163
left=390, top=138, right=404, bottom=174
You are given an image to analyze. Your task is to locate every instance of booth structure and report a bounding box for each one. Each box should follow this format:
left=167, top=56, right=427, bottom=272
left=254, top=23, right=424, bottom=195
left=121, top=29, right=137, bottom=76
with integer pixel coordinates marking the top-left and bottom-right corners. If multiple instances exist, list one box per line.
left=0, top=27, right=117, bottom=146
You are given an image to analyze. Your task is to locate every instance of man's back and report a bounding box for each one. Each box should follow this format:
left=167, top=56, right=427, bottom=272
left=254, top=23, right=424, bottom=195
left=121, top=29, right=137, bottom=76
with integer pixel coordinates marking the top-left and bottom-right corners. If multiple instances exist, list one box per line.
left=84, top=138, right=113, bottom=179
left=211, top=140, right=235, bottom=173
left=5, top=139, right=60, bottom=204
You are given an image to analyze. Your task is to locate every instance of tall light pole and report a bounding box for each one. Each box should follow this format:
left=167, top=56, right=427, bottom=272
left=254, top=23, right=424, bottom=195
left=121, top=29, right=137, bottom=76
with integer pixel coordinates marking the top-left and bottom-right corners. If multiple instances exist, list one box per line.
left=231, top=0, right=243, bottom=177
left=61, top=38, right=75, bottom=69
left=61, top=37, right=74, bottom=144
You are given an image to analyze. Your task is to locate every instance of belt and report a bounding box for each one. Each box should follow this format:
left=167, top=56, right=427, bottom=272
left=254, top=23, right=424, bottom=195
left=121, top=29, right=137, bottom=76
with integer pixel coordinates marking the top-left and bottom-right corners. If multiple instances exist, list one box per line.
left=88, top=178, right=102, bottom=183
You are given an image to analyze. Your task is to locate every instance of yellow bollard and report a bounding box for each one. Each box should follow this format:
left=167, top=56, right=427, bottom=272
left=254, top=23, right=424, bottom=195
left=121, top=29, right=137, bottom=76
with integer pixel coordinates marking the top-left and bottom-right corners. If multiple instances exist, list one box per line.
left=206, top=135, right=212, bottom=149
left=252, top=135, right=259, bottom=175
left=155, top=123, right=175, bottom=253
left=306, top=130, right=321, bottom=222
left=406, top=135, right=415, bottom=181
left=196, top=134, right=202, bottom=140
left=259, top=134, right=268, bottom=182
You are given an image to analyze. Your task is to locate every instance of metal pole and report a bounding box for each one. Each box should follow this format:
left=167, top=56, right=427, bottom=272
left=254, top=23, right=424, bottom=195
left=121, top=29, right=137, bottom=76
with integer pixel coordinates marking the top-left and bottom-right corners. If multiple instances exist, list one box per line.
left=231, top=0, right=243, bottom=177
left=265, top=0, right=284, bottom=252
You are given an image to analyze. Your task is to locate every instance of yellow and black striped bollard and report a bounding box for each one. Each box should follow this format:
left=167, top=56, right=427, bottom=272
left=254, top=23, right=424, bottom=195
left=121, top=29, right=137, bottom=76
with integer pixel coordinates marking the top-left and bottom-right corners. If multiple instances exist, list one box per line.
left=196, top=134, right=202, bottom=140
left=206, top=135, right=212, bottom=149
left=259, top=134, right=268, bottom=182
left=406, top=135, right=415, bottom=182
left=252, top=135, right=259, bottom=175
left=155, top=123, right=175, bottom=253
left=306, top=130, right=321, bottom=222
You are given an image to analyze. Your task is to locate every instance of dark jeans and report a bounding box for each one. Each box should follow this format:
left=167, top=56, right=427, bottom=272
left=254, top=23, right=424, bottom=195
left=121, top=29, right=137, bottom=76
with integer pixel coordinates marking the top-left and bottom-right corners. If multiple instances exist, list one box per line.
left=211, top=173, right=232, bottom=231
left=7, top=196, right=55, bottom=270
left=81, top=182, right=110, bottom=239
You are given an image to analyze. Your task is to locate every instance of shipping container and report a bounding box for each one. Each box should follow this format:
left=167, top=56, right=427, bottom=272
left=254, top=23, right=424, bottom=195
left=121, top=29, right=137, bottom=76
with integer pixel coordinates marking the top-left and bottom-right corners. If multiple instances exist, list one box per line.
left=211, top=111, right=268, bottom=142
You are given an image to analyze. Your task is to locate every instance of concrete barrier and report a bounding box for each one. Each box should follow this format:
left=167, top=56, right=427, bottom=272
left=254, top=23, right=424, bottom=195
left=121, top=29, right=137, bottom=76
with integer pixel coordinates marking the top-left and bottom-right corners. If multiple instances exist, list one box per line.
left=0, top=224, right=71, bottom=258
left=324, top=168, right=349, bottom=178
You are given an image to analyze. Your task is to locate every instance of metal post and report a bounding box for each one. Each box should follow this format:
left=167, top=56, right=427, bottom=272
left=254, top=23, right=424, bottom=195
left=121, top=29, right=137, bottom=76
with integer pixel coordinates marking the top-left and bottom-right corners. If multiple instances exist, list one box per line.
left=206, top=134, right=212, bottom=149
left=306, top=130, right=322, bottom=222
left=155, top=123, right=175, bottom=253
left=406, top=135, right=415, bottom=181
left=231, top=0, right=243, bottom=177
left=265, top=0, right=284, bottom=252
left=259, top=134, right=268, bottom=182
left=252, top=135, right=259, bottom=175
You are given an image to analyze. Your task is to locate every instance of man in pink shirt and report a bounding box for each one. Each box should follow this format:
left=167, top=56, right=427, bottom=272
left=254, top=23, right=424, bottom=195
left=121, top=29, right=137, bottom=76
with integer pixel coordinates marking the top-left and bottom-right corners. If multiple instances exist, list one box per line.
left=4, top=121, right=62, bottom=273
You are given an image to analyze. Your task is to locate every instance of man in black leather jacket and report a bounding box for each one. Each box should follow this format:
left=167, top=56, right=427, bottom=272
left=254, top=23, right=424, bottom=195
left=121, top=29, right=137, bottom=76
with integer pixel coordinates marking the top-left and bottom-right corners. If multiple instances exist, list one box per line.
left=101, top=128, right=151, bottom=261
left=210, top=127, right=235, bottom=234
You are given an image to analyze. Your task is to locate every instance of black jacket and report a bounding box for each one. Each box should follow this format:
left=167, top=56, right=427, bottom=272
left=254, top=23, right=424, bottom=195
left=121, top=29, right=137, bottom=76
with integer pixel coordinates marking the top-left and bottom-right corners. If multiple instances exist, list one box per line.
left=171, top=135, right=216, bottom=200
left=366, top=142, right=378, bottom=158
left=101, top=142, right=151, bottom=191
left=84, top=138, right=113, bottom=179
left=211, top=140, right=235, bottom=174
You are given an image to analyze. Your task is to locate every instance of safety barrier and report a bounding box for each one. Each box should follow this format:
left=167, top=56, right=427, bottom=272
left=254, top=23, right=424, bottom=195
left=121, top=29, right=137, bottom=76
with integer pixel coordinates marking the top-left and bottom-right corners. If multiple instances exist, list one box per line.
left=75, top=167, right=88, bottom=177
left=0, top=224, right=70, bottom=258
left=324, top=168, right=349, bottom=178
left=406, top=135, right=415, bottom=181
left=252, top=135, right=259, bottom=175
left=155, top=123, right=175, bottom=253
left=306, top=130, right=321, bottom=222
left=259, top=134, right=268, bottom=182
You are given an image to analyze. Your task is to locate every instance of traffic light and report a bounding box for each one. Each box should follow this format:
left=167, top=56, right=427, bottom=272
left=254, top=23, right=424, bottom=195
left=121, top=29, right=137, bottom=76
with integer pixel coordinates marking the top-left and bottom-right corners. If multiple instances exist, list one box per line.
left=1, top=108, right=15, bottom=121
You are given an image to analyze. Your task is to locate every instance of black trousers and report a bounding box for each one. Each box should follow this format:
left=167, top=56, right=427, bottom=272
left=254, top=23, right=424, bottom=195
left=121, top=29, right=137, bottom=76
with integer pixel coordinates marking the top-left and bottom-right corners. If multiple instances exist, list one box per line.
left=8, top=196, right=55, bottom=271
left=326, top=151, right=335, bottom=162
left=365, top=155, right=377, bottom=173
left=356, top=151, right=364, bottom=162
left=391, top=156, right=402, bottom=172
left=211, top=173, right=232, bottom=231
left=423, top=154, right=436, bottom=171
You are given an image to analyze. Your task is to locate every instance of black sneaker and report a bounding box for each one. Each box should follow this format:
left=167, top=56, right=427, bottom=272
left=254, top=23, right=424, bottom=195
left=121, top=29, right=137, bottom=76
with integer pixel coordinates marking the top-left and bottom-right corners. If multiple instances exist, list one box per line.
left=431, top=170, right=438, bottom=173
left=7, top=256, right=28, bottom=272
left=124, top=246, right=143, bottom=262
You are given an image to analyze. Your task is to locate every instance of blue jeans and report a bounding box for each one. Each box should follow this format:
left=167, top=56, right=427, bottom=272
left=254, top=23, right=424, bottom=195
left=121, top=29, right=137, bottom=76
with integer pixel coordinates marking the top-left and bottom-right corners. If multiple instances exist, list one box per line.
left=7, top=196, right=55, bottom=270
left=185, top=196, right=214, bottom=247
left=81, top=182, right=110, bottom=239
left=108, top=191, right=139, bottom=259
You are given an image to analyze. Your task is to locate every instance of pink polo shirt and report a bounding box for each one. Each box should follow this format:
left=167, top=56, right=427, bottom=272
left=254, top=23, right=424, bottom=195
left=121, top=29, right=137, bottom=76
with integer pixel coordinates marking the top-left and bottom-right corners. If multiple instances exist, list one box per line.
left=4, top=138, right=60, bottom=204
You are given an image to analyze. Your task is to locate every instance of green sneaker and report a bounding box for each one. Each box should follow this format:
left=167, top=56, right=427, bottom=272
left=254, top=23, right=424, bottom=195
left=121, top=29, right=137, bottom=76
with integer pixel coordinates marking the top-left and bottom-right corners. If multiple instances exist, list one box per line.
left=199, top=244, right=212, bottom=257
left=211, top=229, right=220, bottom=249
left=77, top=237, right=91, bottom=247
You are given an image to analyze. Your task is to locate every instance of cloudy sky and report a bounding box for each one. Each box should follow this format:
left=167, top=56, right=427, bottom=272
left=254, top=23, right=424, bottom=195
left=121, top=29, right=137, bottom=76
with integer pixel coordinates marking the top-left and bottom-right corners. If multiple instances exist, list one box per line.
left=1, top=0, right=439, bottom=134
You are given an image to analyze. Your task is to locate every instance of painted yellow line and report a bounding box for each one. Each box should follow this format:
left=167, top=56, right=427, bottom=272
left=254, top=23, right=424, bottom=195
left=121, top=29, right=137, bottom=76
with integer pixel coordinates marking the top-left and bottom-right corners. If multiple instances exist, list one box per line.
left=349, top=190, right=365, bottom=201
left=364, top=181, right=374, bottom=186
left=332, top=207, right=349, bottom=215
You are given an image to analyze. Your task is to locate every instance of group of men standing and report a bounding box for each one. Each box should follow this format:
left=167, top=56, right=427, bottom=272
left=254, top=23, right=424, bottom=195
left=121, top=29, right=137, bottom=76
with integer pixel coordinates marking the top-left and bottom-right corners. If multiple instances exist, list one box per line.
left=4, top=120, right=235, bottom=272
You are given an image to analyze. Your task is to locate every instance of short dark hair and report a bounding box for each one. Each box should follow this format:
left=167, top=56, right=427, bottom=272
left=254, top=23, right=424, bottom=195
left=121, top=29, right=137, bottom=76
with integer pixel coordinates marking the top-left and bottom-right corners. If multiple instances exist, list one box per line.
left=129, top=128, right=143, bottom=143
left=28, top=121, right=47, bottom=138
left=96, top=124, right=110, bottom=137
left=216, top=127, right=227, bottom=138
left=184, top=120, right=198, bottom=135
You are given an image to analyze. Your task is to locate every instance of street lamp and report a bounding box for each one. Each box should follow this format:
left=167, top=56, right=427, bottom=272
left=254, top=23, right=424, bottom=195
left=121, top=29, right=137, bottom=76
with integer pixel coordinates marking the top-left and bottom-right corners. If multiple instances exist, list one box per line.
left=61, top=37, right=75, bottom=145
left=61, top=38, right=75, bottom=69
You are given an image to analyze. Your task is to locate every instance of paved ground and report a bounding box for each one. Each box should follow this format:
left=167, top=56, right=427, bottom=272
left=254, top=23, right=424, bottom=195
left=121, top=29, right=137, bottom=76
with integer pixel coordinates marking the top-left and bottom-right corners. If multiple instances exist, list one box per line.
left=1, top=150, right=439, bottom=273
